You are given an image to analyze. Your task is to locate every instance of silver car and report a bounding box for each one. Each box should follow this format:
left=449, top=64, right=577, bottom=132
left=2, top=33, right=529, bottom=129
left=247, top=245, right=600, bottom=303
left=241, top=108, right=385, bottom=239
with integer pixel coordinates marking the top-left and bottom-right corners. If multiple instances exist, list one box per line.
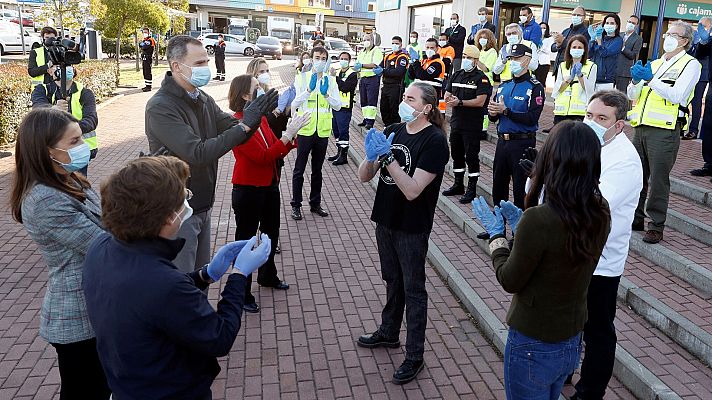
left=198, top=33, right=256, bottom=56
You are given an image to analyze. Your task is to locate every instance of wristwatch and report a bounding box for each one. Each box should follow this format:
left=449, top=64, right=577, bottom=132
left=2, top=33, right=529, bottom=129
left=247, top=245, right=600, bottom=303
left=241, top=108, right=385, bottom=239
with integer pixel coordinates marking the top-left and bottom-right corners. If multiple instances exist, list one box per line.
left=199, top=265, right=215, bottom=284
left=502, top=107, right=509, bottom=116
left=458, top=99, right=464, bottom=106
left=379, top=152, right=396, bottom=167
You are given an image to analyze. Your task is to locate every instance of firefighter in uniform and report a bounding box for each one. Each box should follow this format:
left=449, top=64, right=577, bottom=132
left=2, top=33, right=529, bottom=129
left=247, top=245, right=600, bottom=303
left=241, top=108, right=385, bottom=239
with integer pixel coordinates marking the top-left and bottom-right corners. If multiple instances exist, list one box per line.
left=442, top=45, right=492, bottom=204
left=355, top=34, right=384, bottom=129
left=493, top=23, right=539, bottom=82
left=485, top=44, right=544, bottom=239
left=30, top=65, right=99, bottom=176
left=139, top=27, right=156, bottom=92
left=213, top=34, right=226, bottom=81
left=407, top=38, right=446, bottom=99
left=379, top=36, right=410, bottom=127
left=28, top=27, right=59, bottom=86
left=627, top=21, right=701, bottom=244
left=328, top=51, right=358, bottom=166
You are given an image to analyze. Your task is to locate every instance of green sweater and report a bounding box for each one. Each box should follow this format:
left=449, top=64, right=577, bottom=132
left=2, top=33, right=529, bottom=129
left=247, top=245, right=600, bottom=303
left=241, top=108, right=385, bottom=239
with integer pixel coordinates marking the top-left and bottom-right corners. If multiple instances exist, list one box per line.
left=491, top=203, right=610, bottom=343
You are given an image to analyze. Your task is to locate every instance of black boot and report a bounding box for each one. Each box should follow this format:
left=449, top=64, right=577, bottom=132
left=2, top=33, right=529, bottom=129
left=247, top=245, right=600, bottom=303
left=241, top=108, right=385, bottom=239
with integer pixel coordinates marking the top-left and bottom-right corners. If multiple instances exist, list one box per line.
left=442, top=172, right=465, bottom=196
left=332, top=146, right=348, bottom=165
left=327, top=146, right=341, bottom=162
left=459, top=176, right=478, bottom=204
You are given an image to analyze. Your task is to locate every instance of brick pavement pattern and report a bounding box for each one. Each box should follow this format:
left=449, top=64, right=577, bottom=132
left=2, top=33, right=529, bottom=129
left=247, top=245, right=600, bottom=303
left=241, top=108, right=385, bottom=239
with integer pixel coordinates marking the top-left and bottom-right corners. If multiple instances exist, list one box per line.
left=0, top=59, right=506, bottom=399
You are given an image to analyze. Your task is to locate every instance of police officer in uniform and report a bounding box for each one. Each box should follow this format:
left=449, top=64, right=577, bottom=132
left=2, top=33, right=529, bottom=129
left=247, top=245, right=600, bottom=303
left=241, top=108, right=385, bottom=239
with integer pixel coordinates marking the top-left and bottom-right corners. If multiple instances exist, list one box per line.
left=328, top=51, right=358, bottom=166
left=407, top=38, right=446, bottom=99
left=28, top=27, right=59, bottom=86
left=213, top=34, right=226, bottom=81
left=442, top=45, right=492, bottom=204
left=380, top=36, right=410, bottom=127
left=139, top=27, right=156, bottom=92
left=485, top=43, right=544, bottom=239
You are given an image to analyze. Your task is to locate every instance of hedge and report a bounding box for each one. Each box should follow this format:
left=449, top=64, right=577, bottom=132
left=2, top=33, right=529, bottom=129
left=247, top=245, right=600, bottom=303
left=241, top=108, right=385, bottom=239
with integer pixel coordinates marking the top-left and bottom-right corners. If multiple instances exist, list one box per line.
left=0, top=59, right=118, bottom=145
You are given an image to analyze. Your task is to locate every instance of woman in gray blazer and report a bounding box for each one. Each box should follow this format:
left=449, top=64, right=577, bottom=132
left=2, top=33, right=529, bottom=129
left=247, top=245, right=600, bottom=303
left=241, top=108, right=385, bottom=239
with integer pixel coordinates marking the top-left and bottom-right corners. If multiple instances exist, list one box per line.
left=10, top=108, right=110, bottom=399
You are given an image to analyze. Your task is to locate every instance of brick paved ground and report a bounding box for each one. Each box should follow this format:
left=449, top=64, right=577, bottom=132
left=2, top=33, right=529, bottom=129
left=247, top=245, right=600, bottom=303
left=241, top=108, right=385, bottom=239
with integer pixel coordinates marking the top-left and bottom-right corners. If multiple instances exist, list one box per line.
left=0, top=58, right=507, bottom=399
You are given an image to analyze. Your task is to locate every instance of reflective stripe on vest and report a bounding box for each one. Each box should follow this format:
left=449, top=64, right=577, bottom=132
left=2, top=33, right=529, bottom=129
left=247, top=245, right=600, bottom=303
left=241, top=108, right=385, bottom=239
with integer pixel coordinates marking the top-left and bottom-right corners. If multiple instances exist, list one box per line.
left=45, top=82, right=98, bottom=150
left=554, top=62, right=595, bottom=116
left=32, top=48, right=46, bottom=85
left=297, top=72, right=333, bottom=137
left=339, top=69, right=356, bottom=108
left=420, top=58, right=446, bottom=86
left=357, top=47, right=383, bottom=78
left=500, top=40, right=534, bottom=82
left=628, top=54, right=698, bottom=130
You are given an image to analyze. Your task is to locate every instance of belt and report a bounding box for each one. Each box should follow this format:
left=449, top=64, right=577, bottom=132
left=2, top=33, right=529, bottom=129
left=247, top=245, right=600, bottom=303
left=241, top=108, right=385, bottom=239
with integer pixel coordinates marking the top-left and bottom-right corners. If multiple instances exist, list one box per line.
left=498, top=133, right=536, bottom=140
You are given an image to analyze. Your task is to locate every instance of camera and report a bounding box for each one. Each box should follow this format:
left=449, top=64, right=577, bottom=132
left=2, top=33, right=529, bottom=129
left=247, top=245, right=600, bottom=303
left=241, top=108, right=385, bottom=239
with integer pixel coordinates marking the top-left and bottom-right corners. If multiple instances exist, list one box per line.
left=44, top=37, right=83, bottom=66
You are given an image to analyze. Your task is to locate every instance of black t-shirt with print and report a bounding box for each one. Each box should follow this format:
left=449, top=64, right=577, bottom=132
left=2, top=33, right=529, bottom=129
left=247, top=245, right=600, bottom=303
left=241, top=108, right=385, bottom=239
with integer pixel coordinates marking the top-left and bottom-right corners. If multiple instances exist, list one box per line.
left=371, top=122, right=450, bottom=233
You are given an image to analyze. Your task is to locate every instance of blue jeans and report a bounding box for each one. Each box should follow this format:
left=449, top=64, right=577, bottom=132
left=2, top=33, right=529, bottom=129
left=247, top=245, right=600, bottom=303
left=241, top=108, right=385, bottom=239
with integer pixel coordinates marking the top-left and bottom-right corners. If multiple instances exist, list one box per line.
left=504, top=329, right=582, bottom=400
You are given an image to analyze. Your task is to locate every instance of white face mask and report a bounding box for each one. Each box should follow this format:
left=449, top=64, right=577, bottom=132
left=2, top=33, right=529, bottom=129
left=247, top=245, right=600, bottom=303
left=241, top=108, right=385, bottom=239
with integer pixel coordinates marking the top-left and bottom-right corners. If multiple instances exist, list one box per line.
left=425, top=49, right=436, bottom=58
left=626, top=22, right=636, bottom=32
left=363, top=40, right=372, bottom=48
left=409, top=37, right=417, bottom=44
left=478, top=38, right=488, bottom=47
left=663, top=36, right=680, bottom=53
left=172, top=199, right=193, bottom=227
left=257, top=72, right=271, bottom=85
left=507, top=35, right=520, bottom=45
left=519, top=15, right=528, bottom=24
left=478, top=15, right=487, bottom=23
left=438, top=40, right=447, bottom=47
left=451, top=19, right=458, bottom=27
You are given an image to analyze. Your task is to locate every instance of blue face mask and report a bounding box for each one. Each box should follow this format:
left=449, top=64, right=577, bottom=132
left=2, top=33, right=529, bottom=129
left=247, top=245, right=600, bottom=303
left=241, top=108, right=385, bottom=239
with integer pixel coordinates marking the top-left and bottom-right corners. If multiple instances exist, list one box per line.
left=510, top=60, right=524, bottom=75
left=339, top=60, right=349, bottom=69
left=583, top=118, right=611, bottom=145
left=398, top=101, right=425, bottom=123
left=180, top=63, right=211, bottom=88
left=52, top=142, right=91, bottom=173
left=461, top=58, right=475, bottom=71
left=570, top=48, right=585, bottom=59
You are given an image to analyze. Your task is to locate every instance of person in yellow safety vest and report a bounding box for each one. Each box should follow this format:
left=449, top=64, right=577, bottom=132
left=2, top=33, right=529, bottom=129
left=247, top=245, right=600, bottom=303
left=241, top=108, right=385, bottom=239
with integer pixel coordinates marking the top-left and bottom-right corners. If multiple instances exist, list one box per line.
left=28, top=27, right=59, bottom=86
left=407, top=38, right=446, bottom=100
left=626, top=21, right=701, bottom=244
left=354, top=33, right=384, bottom=129
left=552, top=35, right=597, bottom=125
left=404, top=31, right=422, bottom=88
left=473, top=28, right=498, bottom=140
left=290, top=46, right=342, bottom=221
left=327, top=51, right=358, bottom=166
left=31, top=65, right=99, bottom=177
left=493, top=23, right=539, bottom=82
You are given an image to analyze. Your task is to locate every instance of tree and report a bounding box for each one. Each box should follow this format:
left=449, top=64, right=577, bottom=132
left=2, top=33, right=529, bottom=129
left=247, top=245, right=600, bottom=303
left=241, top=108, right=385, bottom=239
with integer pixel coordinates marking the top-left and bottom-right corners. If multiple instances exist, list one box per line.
left=37, top=0, right=87, bottom=33
left=165, top=0, right=189, bottom=35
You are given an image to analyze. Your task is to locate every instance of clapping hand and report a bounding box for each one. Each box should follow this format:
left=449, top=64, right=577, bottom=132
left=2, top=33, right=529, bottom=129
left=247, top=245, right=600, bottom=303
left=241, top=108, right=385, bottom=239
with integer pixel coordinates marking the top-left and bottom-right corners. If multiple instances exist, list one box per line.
left=282, top=112, right=311, bottom=142
left=364, top=128, right=382, bottom=162
left=471, top=197, right=505, bottom=237
left=206, top=240, right=251, bottom=281
left=571, top=62, right=583, bottom=78
left=488, top=95, right=506, bottom=116
left=354, top=62, right=362, bottom=72
left=640, top=62, right=653, bottom=81
left=500, top=46, right=509, bottom=62
left=518, top=146, right=537, bottom=177
left=319, top=76, right=329, bottom=96
left=408, top=47, right=419, bottom=61
left=594, top=26, right=604, bottom=39
left=499, top=200, right=523, bottom=235
left=309, top=73, right=319, bottom=92
left=232, top=234, right=271, bottom=277
left=373, top=66, right=384, bottom=75
left=446, top=94, right=460, bottom=106
left=698, top=24, right=711, bottom=43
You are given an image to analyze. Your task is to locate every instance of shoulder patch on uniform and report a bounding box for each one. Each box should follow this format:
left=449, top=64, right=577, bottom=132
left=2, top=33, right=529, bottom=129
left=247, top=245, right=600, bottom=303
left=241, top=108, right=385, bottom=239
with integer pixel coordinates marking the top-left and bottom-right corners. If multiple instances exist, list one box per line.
left=535, top=96, right=544, bottom=106
left=399, top=58, right=407, bottom=67
left=530, top=76, right=540, bottom=84
left=427, top=66, right=436, bottom=74
left=482, top=78, right=489, bottom=84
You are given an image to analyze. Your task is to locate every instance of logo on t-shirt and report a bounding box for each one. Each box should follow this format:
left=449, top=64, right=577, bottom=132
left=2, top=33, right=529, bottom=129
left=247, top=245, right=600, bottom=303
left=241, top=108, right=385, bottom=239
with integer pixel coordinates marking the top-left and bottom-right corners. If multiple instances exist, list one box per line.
left=380, top=143, right=412, bottom=185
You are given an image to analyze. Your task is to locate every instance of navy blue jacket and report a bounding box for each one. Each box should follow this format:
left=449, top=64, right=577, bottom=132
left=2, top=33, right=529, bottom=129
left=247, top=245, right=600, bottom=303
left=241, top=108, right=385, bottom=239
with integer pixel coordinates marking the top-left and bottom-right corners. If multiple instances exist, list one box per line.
left=490, top=72, right=545, bottom=133
left=82, top=234, right=246, bottom=400
left=589, top=35, right=624, bottom=84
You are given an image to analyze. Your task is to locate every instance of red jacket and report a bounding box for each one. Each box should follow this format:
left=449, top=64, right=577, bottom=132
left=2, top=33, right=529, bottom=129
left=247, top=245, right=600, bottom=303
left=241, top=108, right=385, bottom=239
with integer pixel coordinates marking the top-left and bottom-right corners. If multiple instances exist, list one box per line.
left=231, top=113, right=296, bottom=186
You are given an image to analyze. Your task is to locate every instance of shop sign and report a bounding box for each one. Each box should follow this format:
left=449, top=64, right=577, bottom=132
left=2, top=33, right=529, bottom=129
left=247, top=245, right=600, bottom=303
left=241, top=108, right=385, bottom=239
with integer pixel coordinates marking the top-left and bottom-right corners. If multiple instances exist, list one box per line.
left=499, top=0, right=621, bottom=13
left=643, top=1, right=712, bottom=20
left=377, top=0, right=401, bottom=12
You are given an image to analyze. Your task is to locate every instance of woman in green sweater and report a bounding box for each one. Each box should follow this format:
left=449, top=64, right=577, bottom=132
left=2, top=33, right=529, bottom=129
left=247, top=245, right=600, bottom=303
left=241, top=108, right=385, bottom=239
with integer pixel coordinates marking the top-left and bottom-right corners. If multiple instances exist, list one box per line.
left=472, top=120, right=611, bottom=400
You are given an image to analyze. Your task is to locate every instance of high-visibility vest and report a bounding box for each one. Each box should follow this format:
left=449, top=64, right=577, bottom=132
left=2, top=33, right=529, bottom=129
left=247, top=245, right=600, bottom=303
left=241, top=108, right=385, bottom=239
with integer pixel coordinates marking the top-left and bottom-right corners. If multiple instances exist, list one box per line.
left=338, top=68, right=356, bottom=108
left=31, top=47, right=48, bottom=85
left=417, top=57, right=446, bottom=88
left=296, top=72, right=334, bottom=138
left=628, top=53, right=699, bottom=130
left=500, top=39, right=535, bottom=82
left=357, top=46, right=384, bottom=78
left=43, top=81, right=98, bottom=150
left=554, top=62, right=595, bottom=116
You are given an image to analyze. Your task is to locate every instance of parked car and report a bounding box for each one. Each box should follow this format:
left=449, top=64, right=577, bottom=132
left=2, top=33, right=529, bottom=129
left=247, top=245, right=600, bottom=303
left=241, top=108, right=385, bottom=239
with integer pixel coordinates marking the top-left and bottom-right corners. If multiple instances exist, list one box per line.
left=198, top=33, right=255, bottom=56
left=0, top=20, right=41, bottom=55
left=10, top=16, right=33, bottom=28
left=323, top=37, right=356, bottom=61
left=0, top=10, right=17, bottom=22
left=254, top=36, right=282, bottom=60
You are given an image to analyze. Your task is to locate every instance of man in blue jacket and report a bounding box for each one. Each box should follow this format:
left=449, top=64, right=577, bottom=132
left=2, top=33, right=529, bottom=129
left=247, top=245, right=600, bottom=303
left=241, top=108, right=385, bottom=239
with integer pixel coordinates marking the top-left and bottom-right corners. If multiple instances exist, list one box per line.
left=83, top=156, right=271, bottom=400
left=519, top=6, right=543, bottom=48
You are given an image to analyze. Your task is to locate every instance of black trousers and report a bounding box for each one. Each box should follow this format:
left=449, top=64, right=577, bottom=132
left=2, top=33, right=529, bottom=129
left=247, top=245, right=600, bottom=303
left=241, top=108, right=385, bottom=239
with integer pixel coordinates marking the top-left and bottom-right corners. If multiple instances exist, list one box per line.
left=142, top=55, right=152, bottom=87
left=51, top=338, right=111, bottom=400
left=575, top=275, right=622, bottom=400
left=450, top=128, right=481, bottom=174
left=534, top=64, right=550, bottom=88
left=215, top=54, right=226, bottom=74
left=380, top=83, right=404, bottom=127
left=232, top=184, right=281, bottom=305
left=614, top=76, right=632, bottom=92
left=492, top=137, right=536, bottom=208
left=375, top=224, right=429, bottom=361
left=291, top=134, right=328, bottom=208
left=699, top=90, right=712, bottom=167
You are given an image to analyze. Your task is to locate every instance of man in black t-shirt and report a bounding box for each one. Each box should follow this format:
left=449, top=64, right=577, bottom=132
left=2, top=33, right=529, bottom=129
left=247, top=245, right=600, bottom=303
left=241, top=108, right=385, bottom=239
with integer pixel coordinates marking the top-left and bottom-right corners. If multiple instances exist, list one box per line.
left=356, top=82, right=449, bottom=385
left=442, top=45, right=492, bottom=204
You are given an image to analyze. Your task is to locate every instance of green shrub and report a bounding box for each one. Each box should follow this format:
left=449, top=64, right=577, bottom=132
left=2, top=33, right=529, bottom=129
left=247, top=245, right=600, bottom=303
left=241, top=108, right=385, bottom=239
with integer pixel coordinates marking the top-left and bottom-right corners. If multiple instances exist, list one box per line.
left=101, top=37, right=137, bottom=58
left=0, top=59, right=118, bottom=146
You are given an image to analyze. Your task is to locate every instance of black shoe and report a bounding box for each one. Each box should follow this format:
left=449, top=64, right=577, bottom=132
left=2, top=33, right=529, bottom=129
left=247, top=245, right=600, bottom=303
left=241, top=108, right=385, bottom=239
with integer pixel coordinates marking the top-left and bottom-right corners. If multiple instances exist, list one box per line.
left=213, top=76, right=220, bottom=80
left=690, top=167, right=712, bottom=176
left=327, top=149, right=341, bottom=162
left=442, top=182, right=464, bottom=196
left=220, top=77, right=225, bottom=81
left=392, top=359, right=424, bottom=385
left=310, top=206, right=329, bottom=217
left=357, top=121, right=367, bottom=127
left=291, top=207, right=303, bottom=220
left=357, top=331, right=400, bottom=349
left=643, top=229, right=663, bottom=244
left=243, top=303, right=260, bottom=313
left=477, top=232, right=490, bottom=240
left=261, top=281, right=289, bottom=290
left=332, top=147, right=349, bottom=165
left=631, top=221, right=644, bottom=231
left=142, top=86, right=152, bottom=92
left=459, top=177, right=478, bottom=204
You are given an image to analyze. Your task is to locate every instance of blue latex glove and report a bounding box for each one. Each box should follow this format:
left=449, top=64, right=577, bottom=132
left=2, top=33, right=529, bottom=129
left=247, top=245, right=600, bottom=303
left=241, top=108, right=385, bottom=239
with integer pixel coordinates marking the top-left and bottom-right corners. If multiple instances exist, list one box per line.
left=233, top=234, right=271, bottom=276
left=309, top=73, right=318, bottom=92
left=372, top=132, right=395, bottom=158
left=570, top=62, right=582, bottom=78
left=354, top=62, right=362, bottom=72
left=698, top=24, right=710, bottom=43
left=373, top=66, right=384, bottom=75
left=364, top=128, right=381, bottom=162
left=471, top=197, right=505, bottom=237
left=500, top=45, right=508, bottom=62
left=319, top=76, right=329, bottom=96
left=408, top=47, right=419, bottom=61
left=206, top=240, right=250, bottom=281
left=640, top=62, right=653, bottom=81
left=587, top=25, right=596, bottom=39
left=595, top=26, right=604, bottom=39
left=499, top=200, right=523, bottom=235
left=630, top=60, right=644, bottom=82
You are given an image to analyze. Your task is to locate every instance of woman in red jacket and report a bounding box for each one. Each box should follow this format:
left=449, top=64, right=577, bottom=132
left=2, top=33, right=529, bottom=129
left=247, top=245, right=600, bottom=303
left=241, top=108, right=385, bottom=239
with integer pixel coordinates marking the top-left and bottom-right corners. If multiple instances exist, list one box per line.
left=228, top=75, right=310, bottom=313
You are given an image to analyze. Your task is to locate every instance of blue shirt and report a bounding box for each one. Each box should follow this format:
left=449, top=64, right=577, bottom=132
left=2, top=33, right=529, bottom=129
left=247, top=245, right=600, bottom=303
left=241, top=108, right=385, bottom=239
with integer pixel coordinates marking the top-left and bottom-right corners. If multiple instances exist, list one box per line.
left=589, top=35, right=624, bottom=84
left=490, top=72, right=545, bottom=133
left=521, top=17, right=543, bottom=48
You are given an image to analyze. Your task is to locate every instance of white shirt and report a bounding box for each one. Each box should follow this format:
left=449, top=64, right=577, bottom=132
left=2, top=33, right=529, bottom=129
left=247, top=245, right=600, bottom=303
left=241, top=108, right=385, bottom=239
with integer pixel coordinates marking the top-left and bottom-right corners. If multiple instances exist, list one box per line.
left=596, top=133, right=643, bottom=277
left=539, top=37, right=556, bottom=65
left=551, top=62, right=597, bottom=102
left=492, top=42, right=539, bottom=74
left=627, top=50, right=701, bottom=111
left=292, top=72, right=342, bottom=112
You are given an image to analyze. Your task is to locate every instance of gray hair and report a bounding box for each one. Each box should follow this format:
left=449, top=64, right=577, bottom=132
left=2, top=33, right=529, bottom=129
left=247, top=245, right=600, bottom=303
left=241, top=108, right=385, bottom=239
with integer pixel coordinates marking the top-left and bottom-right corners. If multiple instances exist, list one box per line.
left=700, top=16, right=712, bottom=26
left=573, top=6, right=586, bottom=15
left=166, top=35, right=203, bottom=68
left=589, top=90, right=630, bottom=121
left=505, top=23, right=523, bottom=36
left=478, top=7, right=488, bottom=15
left=670, top=20, right=695, bottom=50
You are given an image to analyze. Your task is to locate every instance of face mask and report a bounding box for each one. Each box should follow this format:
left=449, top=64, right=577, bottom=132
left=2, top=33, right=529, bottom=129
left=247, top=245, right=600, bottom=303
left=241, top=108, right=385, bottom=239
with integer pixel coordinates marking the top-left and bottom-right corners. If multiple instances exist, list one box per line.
left=363, top=40, right=371, bottom=48
left=478, top=15, right=487, bottom=23
left=478, top=38, right=488, bottom=47
left=56, top=66, right=74, bottom=81
left=626, top=22, right=636, bottom=32
left=143, top=32, right=149, bottom=38
left=510, top=60, right=524, bottom=75
left=425, top=49, right=436, bottom=58
left=52, top=142, right=91, bottom=173
left=172, top=199, right=193, bottom=227
left=409, top=37, right=417, bottom=44
left=572, top=15, right=583, bottom=26
left=461, top=58, right=475, bottom=71
left=339, top=60, right=349, bottom=69
left=313, top=60, right=327, bottom=73
left=570, top=48, right=584, bottom=58
left=438, top=40, right=447, bottom=47
left=398, top=101, right=425, bottom=123
left=519, top=15, right=528, bottom=24
left=180, top=63, right=211, bottom=88
left=507, top=35, right=520, bottom=45
left=256, top=88, right=265, bottom=98
left=451, top=19, right=458, bottom=27
left=604, top=24, right=616, bottom=35
left=583, top=118, right=612, bottom=145
left=257, top=72, right=271, bottom=85
left=391, top=43, right=400, bottom=52
left=663, top=36, right=679, bottom=53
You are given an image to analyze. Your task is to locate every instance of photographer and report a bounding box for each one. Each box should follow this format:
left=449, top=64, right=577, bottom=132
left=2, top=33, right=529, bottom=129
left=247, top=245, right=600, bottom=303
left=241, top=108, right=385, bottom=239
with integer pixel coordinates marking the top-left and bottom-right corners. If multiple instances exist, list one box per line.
left=28, top=27, right=59, bottom=86
left=31, top=65, right=98, bottom=177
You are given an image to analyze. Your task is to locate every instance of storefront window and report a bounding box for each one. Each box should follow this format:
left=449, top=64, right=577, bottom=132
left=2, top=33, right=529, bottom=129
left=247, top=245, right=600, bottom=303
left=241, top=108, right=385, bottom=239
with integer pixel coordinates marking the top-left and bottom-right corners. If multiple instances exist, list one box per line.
left=409, top=2, right=453, bottom=40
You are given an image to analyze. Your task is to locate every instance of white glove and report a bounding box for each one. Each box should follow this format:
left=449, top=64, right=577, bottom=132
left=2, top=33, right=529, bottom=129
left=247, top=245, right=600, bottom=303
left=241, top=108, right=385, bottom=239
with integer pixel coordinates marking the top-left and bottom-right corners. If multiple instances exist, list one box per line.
left=294, top=90, right=311, bottom=103
left=282, top=112, right=311, bottom=142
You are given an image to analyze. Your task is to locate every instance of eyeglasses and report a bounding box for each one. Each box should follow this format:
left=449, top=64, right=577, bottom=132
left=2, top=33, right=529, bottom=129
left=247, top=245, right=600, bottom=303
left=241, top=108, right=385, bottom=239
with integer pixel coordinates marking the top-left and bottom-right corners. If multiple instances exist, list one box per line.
left=185, top=189, right=193, bottom=201
left=663, top=33, right=686, bottom=40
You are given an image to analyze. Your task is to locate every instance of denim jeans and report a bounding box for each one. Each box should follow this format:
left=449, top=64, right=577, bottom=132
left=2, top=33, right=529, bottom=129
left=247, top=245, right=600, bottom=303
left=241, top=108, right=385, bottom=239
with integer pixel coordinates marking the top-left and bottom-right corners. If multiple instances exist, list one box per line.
left=375, top=224, right=429, bottom=361
left=504, top=328, right=583, bottom=400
